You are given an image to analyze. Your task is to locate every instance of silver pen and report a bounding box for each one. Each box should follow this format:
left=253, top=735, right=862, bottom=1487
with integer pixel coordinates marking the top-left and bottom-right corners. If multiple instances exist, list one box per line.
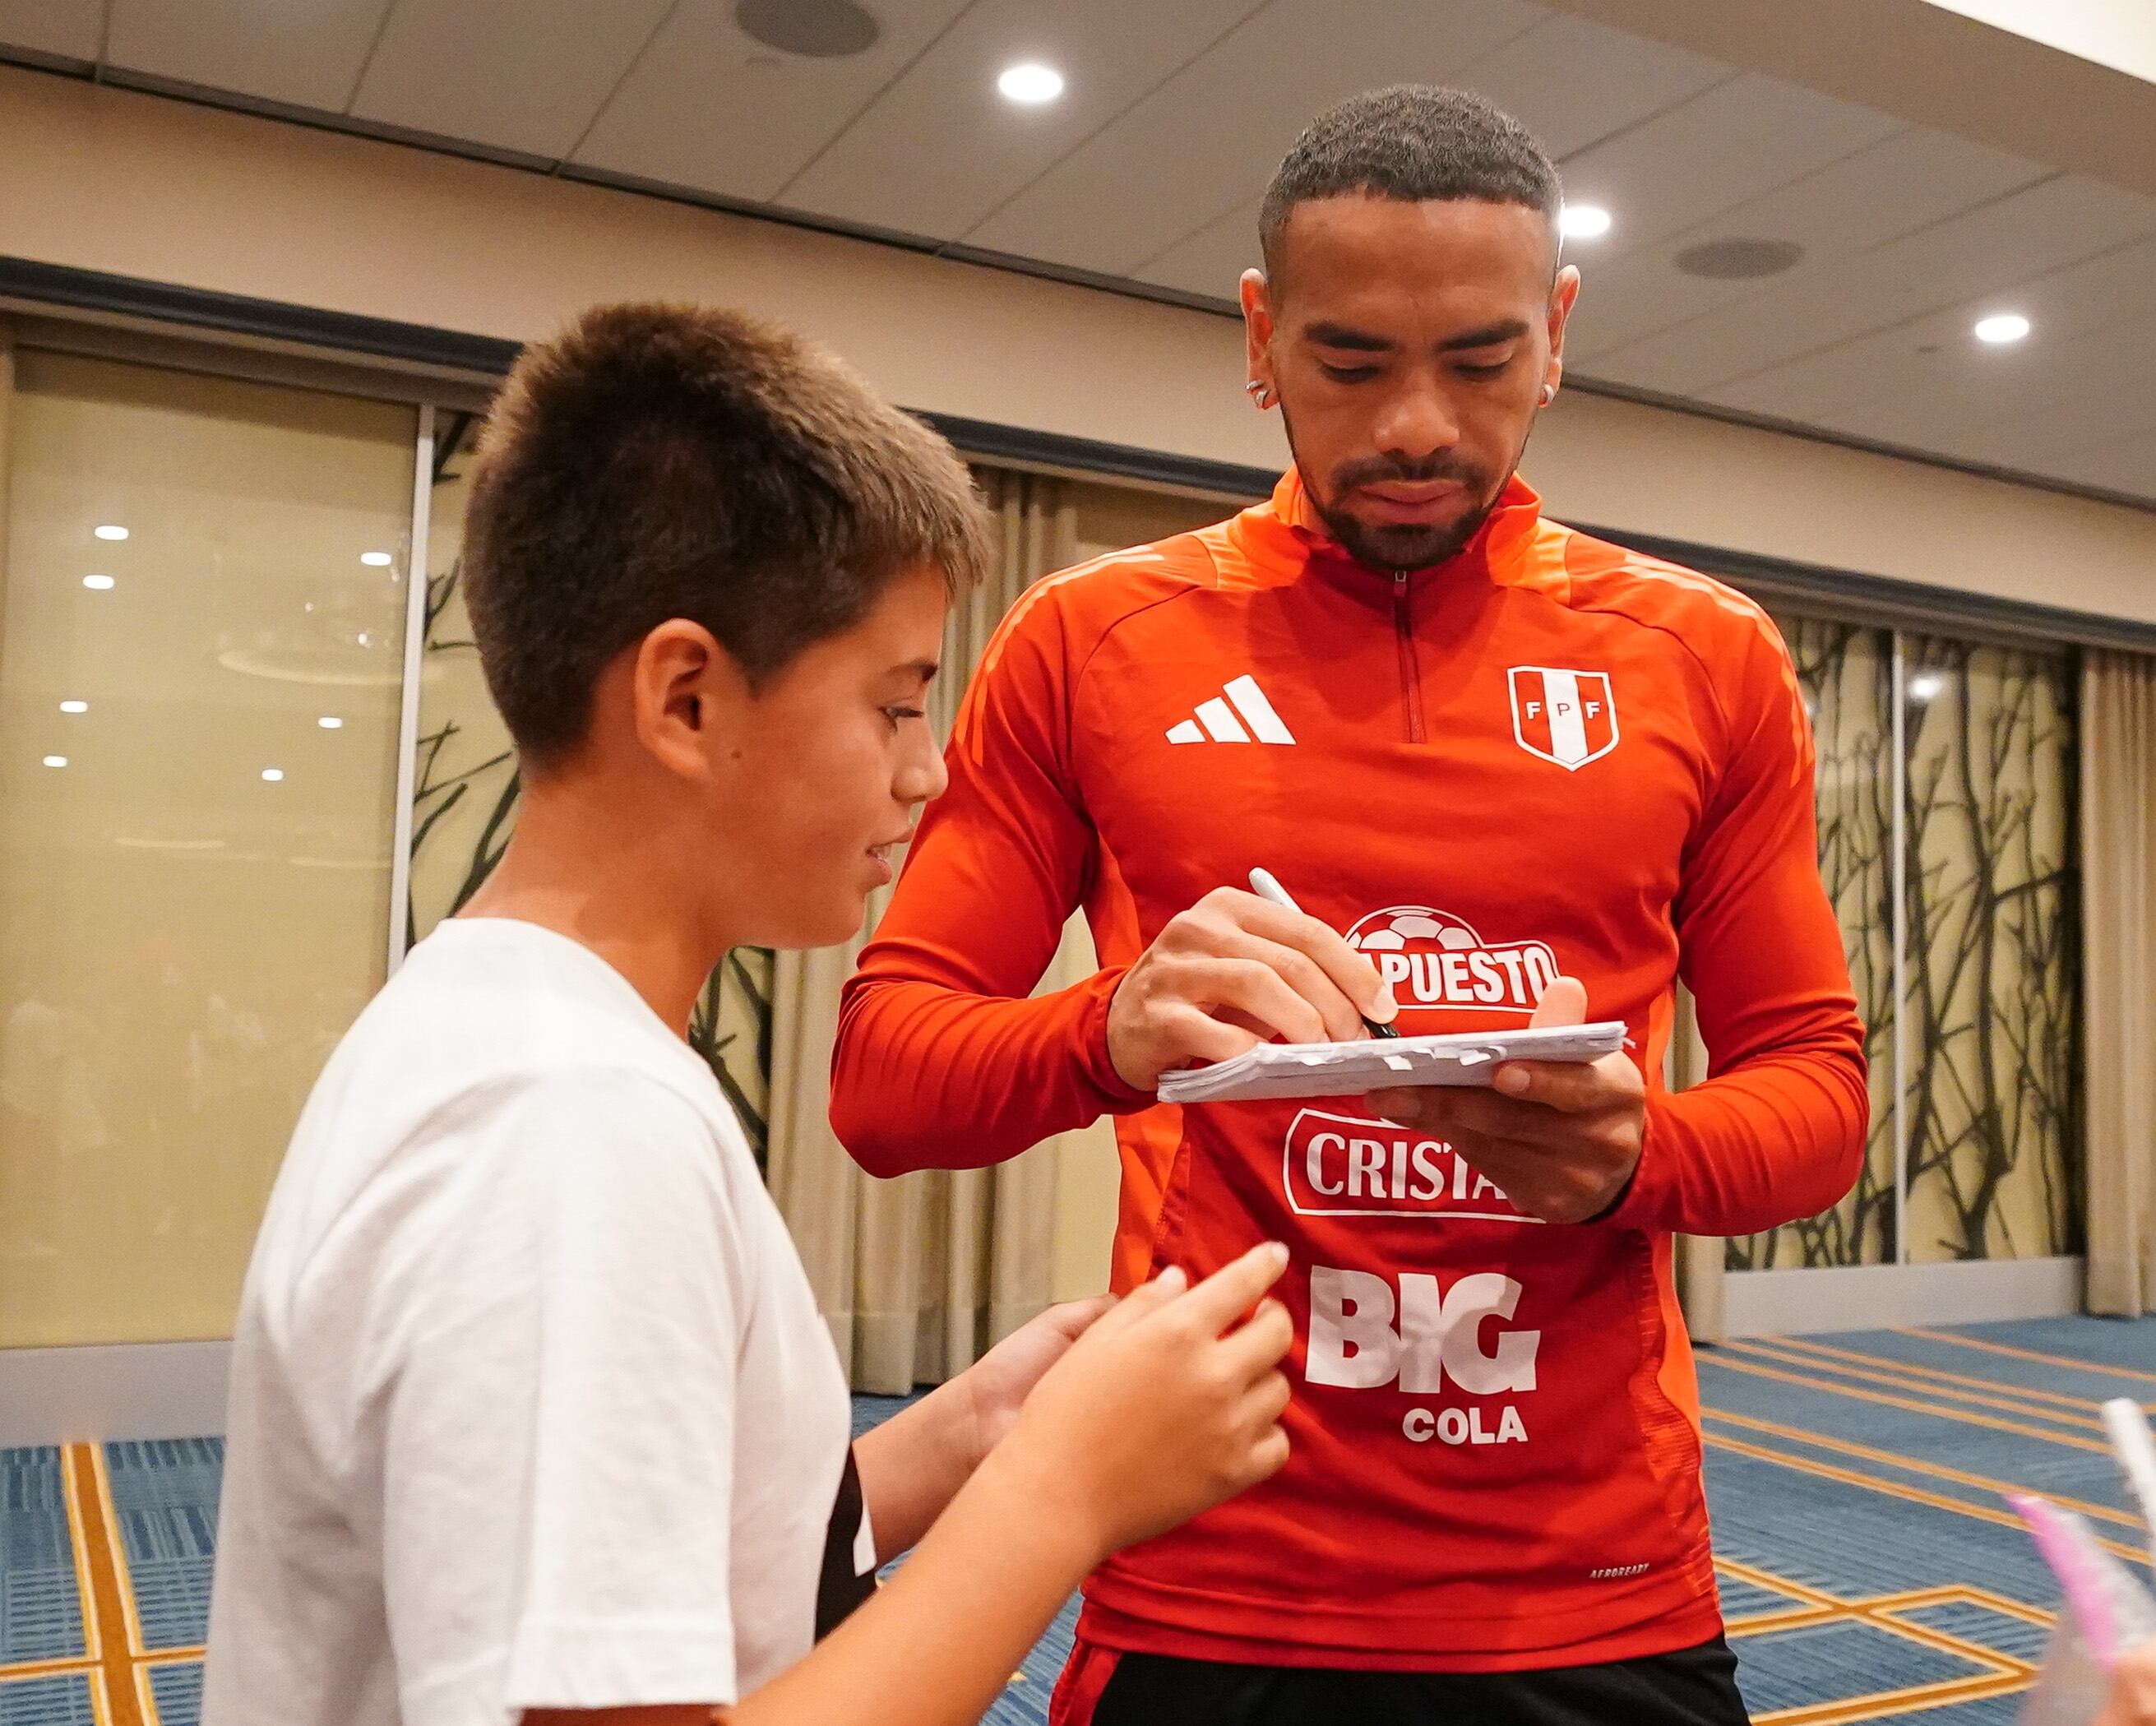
left=1247, top=868, right=1400, bottom=1039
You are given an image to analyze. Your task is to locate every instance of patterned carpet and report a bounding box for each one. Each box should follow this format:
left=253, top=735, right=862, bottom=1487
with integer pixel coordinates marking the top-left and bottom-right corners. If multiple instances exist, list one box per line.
left=2, top=1316, right=2149, bottom=1724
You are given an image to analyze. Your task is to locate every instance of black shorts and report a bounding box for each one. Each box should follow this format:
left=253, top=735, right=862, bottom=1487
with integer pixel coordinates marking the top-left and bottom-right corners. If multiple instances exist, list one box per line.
left=1054, top=1636, right=1750, bottom=1726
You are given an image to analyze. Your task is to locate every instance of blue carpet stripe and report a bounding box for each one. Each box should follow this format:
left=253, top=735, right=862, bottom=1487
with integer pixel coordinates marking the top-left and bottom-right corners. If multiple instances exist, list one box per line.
left=1728, top=1621, right=1989, bottom=1714
left=0, top=1451, right=81, bottom=1667
left=0, top=1674, right=95, bottom=1726
left=104, top=1441, right=221, bottom=1653
left=1892, top=1603, right=2053, bottom=1665
left=1696, top=1350, right=2139, bottom=1520
left=1824, top=1330, right=2156, bottom=1410
left=1728, top=1338, right=2126, bottom=1434
left=147, top=1661, right=202, bottom=1726
left=1923, top=1316, right=2156, bottom=1376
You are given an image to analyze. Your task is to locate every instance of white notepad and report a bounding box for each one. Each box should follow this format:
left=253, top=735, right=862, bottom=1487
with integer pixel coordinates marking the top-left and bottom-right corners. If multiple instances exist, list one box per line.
left=1155, top=1022, right=1629, bottom=1104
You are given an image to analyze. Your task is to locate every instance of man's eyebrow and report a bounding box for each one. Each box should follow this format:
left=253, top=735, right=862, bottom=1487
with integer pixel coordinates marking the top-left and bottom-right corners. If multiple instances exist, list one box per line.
left=1439, top=320, right=1532, bottom=352
left=893, top=659, right=940, bottom=684
left=1305, top=322, right=1395, bottom=353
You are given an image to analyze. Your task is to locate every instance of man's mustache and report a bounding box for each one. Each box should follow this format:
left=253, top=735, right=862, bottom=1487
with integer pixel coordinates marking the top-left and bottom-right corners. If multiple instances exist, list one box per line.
left=1333, top=456, right=1487, bottom=492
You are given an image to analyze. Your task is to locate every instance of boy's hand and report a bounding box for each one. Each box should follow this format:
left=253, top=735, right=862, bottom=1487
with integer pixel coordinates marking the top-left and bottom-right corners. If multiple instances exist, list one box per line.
left=958, top=1297, right=1114, bottom=1465
left=1363, top=977, right=1644, bottom=1224
left=993, top=1242, right=1295, bottom=1558
left=2098, top=1641, right=2156, bottom=1726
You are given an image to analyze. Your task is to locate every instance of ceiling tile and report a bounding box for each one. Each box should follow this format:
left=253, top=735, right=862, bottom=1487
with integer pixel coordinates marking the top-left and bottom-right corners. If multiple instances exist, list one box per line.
left=965, top=0, right=1548, bottom=278
left=1589, top=174, right=2156, bottom=397
left=1448, top=11, right=1728, bottom=158
left=1137, top=194, right=1261, bottom=303
left=106, top=0, right=391, bottom=111
left=1561, top=74, right=1903, bottom=266
left=572, top=0, right=974, bottom=206
left=783, top=0, right=1269, bottom=243
left=2023, top=427, right=2156, bottom=501
left=1713, top=243, right=2156, bottom=437
left=351, top=0, right=675, bottom=159
left=0, top=0, right=103, bottom=61
left=1567, top=126, right=2045, bottom=362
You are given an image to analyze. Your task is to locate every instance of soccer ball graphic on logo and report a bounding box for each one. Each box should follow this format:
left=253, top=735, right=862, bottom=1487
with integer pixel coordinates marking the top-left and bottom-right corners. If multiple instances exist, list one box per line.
left=1344, top=906, right=1482, bottom=955
left=1342, top=905, right=1557, bottom=1013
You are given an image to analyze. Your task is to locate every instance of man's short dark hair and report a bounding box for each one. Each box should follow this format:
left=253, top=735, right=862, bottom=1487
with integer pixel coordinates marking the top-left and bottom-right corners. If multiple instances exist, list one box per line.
left=1259, top=86, right=1561, bottom=276
left=464, top=302, right=991, bottom=768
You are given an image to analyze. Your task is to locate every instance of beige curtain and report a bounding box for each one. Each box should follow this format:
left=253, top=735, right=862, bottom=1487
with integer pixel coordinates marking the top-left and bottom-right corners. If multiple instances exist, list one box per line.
left=2082, top=648, right=2156, bottom=1316
left=1664, top=985, right=1727, bottom=1341
left=767, top=471, right=1091, bottom=1391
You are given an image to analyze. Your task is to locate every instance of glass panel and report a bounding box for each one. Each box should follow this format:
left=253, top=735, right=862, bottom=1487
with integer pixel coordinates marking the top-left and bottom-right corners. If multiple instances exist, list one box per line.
left=404, top=415, right=773, bottom=1163
left=1726, top=615, right=1899, bottom=1269
left=0, top=350, right=415, bottom=1345
left=1901, top=634, right=2080, bottom=1262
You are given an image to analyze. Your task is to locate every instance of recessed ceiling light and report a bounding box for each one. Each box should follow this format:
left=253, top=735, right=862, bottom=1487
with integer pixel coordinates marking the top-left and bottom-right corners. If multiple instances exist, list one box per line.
left=43, top=755, right=68, bottom=767
left=261, top=768, right=285, bottom=782
left=1908, top=671, right=1946, bottom=701
left=1974, top=312, right=2030, bottom=345
left=82, top=575, right=115, bottom=591
left=317, top=715, right=344, bottom=729
left=59, top=701, right=87, bottom=715
left=997, top=62, right=1064, bottom=104
left=357, top=632, right=371, bottom=647
left=1560, top=204, right=1612, bottom=241
left=360, top=551, right=393, bottom=567
left=94, top=524, right=128, bottom=541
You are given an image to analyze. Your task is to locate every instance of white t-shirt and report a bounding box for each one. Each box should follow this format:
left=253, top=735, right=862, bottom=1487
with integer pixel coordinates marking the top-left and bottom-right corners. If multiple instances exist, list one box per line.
left=203, top=919, right=866, bottom=1726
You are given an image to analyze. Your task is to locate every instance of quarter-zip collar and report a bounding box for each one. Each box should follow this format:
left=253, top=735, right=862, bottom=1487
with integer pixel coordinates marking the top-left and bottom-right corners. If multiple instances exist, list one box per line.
left=1224, top=464, right=1549, bottom=599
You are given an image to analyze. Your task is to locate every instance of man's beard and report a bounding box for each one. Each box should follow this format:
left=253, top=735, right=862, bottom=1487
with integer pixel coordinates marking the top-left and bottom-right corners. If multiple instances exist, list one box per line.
left=1280, top=407, right=1511, bottom=573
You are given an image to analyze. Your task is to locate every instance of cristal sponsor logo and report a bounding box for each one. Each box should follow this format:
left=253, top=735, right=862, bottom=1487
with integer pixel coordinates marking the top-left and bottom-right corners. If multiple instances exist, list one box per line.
left=1305, top=1266, right=1538, bottom=1446
left=1344, top=905, right=1557, bottom=1016
left=1283, top=1108, right=1538, bottom=1224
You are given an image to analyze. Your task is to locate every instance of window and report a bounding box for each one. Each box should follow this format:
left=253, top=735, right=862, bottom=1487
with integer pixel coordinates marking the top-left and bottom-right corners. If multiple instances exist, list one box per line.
left=0, top=351, right=415, bottom=1345
left=1725, top=613, right=2080, bottom=1270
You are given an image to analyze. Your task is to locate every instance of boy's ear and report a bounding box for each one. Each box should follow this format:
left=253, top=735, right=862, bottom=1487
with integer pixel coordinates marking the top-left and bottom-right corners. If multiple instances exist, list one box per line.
left=632, top=620, right=747, bottom=777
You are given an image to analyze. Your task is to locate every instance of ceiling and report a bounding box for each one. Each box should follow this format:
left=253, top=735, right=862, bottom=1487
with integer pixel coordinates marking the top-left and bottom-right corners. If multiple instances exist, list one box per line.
left=2, top=0, right=2151, bottom=507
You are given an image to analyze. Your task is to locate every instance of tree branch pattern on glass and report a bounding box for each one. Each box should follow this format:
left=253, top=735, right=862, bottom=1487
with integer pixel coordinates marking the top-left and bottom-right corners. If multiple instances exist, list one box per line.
left=1723, top=612, right=2080, bottom=1270
left=1900, top=634, right=2080, bottom=1262
left=1726, top=617, right=1899, bottom=1270
left=404, top=414, right=774, bottom=1167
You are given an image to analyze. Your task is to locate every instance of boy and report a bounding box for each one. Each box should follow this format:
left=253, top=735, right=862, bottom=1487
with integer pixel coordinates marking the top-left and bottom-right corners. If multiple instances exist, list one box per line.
left=201, top=303, right=1293, bottom=1726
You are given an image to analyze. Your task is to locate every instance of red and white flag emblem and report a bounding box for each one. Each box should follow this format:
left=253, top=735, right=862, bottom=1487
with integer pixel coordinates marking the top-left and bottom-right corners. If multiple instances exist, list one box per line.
left=1508, top=667, right=1617, bottom=770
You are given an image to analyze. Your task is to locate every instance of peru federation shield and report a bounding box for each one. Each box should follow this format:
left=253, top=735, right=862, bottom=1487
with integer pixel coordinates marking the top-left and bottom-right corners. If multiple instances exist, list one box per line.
left=1508, top=666, right=1617, bottom=770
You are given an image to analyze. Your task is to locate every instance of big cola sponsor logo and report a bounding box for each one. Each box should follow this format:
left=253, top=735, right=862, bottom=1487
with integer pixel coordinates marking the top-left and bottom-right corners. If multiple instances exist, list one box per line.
left=1305, top=1265, right=1539, bottom=1446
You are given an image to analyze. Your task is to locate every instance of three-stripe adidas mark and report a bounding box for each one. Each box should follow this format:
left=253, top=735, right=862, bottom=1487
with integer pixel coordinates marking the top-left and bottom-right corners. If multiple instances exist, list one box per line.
left=1166, top=675, right=1296, bottom=745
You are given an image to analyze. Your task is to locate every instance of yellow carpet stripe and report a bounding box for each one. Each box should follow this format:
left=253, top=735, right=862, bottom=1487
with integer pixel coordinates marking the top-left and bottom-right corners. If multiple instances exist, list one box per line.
left=1900, top=1326, right=2156, bottom=1388
left=1764, top=1332, right=2156, bottom=1420
left=1713, top=1557, right=2034, bottom=1679
left=65, top=1443, right=142, bottom=1726
left=1725, top=1337, right=2110, bottom=1432
left=1702, top=1349, right=2118, bottom=1455
left=1704, top=1406, right=2147, bottom=1532
left=1705, top=1429, right=2153, bottom=1570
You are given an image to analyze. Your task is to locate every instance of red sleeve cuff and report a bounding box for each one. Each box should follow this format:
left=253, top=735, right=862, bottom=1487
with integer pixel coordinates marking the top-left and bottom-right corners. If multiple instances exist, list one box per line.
left=1071, top=964, right=1156, bottom=1112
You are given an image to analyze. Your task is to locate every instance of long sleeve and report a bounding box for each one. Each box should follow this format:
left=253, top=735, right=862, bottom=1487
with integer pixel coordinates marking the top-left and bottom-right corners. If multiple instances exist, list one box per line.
left=831, top=590, right=1150, bottom=1178
left=1608, top=621, right=1870, bottom=1237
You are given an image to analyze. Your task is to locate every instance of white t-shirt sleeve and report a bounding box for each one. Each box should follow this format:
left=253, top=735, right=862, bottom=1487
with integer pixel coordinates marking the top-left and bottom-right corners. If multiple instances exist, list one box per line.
left=368, top=1067, right=752, bottom=1724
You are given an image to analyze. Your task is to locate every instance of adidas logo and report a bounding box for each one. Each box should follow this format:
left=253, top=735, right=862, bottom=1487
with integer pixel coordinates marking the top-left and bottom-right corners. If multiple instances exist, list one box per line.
left=1166, top=675, right=1296, bottom=745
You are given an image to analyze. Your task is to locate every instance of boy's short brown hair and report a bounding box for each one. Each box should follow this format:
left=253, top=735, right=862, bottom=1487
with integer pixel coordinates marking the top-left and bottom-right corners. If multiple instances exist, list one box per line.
left=464, top=302, right=991, bottom=768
